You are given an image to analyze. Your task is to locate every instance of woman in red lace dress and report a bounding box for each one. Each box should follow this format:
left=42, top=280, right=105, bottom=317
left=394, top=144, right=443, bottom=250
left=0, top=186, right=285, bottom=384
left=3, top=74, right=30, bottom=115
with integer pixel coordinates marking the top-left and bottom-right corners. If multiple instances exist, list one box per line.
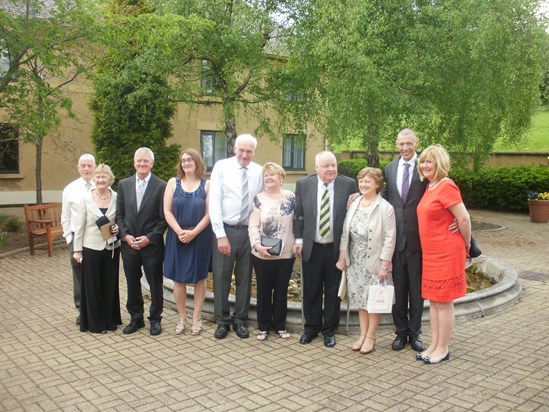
left=416, top=145, right=472, bottom=364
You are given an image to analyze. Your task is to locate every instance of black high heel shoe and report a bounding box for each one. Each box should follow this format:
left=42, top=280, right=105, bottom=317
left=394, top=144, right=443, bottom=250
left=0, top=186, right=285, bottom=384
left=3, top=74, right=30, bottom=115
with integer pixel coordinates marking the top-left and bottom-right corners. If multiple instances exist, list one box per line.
left=423, top=351, right=450, bottom=364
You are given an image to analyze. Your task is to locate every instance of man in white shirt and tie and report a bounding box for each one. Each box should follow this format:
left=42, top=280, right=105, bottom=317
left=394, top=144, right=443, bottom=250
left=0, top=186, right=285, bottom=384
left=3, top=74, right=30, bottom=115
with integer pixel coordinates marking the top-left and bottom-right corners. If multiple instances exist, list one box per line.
left=209, top=134, right=263, bottom=339
left=61, top=153, right=96, bottom=325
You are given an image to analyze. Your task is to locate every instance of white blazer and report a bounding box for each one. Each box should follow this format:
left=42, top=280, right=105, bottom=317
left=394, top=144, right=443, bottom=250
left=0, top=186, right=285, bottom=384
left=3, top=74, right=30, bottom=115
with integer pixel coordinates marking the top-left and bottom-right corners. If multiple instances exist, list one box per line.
left=73, top=189, right=120, bottom=252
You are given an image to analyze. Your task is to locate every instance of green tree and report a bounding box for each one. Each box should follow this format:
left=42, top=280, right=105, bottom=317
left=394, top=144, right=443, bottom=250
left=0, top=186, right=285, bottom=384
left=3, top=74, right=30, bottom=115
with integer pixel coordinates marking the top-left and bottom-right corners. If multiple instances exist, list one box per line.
left=280, top=0, right=547, bottom=168
left=150, top=0, right=291, bottom=153
left=0, top=0, right=100, bottom=203
left=90, top=6, right=209, bottom=182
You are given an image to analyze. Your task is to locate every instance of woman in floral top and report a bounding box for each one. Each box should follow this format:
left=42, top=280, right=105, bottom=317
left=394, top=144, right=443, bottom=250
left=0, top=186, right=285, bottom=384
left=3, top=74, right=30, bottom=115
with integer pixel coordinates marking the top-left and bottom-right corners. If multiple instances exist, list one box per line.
left=248, top=162, right=296, bottom=341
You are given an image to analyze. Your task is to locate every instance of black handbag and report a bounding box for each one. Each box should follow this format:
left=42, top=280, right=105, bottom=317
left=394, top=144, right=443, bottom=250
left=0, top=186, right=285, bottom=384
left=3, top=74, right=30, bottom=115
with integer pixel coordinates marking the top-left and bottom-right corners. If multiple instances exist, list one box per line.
left=260, top=236, right=282, bottom=256
left=469, top=236, right=482, bottom=258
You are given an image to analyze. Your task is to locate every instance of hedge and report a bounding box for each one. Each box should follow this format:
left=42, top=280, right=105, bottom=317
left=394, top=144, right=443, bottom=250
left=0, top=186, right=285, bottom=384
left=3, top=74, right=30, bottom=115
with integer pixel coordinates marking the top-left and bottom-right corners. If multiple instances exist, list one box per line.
left=338, top=159, right=548, bottom=213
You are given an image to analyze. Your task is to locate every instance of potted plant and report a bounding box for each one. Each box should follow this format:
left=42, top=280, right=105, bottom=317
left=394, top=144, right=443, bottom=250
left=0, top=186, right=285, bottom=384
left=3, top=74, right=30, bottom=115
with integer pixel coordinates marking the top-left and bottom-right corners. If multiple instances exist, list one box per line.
left=527, top=192, right=549, bottom=223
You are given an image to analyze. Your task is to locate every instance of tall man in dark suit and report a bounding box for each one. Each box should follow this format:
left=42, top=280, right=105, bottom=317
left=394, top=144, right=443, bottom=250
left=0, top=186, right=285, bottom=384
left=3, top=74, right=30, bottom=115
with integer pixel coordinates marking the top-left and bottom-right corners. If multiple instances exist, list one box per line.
left=382, top=129, right=427, bottom=351
left=116, top=147, right=168, bottom=336
left=293, top=151, right=357, bottom=347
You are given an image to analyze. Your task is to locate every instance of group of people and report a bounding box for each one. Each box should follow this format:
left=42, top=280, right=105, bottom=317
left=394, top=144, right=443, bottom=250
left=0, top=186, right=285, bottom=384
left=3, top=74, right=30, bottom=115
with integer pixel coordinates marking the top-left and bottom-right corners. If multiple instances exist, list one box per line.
left=61, top=128, right=473, bottom=364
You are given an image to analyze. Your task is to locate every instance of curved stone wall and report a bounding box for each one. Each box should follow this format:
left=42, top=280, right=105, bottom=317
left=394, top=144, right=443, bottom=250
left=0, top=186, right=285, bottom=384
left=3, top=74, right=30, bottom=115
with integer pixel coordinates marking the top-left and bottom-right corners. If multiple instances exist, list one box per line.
left=144, top=256, right=522, bottom=333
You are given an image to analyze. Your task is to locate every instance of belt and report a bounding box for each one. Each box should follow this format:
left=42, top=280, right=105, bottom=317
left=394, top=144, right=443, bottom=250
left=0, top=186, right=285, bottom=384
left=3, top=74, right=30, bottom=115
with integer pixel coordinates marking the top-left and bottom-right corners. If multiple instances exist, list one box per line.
left=224, top=223, right=248, bottom=230
left=313, top=241, right=333, bottom=247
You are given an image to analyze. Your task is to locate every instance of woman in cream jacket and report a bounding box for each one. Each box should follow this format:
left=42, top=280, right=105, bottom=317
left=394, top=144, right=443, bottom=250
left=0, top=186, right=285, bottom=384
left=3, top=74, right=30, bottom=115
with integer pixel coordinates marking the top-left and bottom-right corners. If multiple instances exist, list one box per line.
left=337, top=167, right=396, bottom=354
left=73, top=164, right=122, bottom=333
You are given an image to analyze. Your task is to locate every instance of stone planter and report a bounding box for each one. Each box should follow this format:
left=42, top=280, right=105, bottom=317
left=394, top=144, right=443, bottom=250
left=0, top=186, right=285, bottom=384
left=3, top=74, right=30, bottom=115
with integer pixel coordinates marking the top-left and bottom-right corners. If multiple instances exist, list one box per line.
left=527, top=199, right=549, bottom=223
left=144, top=256, right=522, bottom=334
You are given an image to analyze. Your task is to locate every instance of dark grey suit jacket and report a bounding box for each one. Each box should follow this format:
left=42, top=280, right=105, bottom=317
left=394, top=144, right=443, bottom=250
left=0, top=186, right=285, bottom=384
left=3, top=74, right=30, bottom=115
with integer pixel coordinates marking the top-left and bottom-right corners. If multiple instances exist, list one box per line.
left=382, top=157, right=427, bottom=253
left=294, top=174, right=357, bottom=262
left=116, top=173, right=167, bottom=257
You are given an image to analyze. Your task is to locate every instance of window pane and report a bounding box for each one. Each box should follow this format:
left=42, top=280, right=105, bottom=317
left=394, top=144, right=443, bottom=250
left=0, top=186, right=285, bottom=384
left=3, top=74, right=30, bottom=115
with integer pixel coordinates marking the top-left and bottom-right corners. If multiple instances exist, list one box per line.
left=213, top=134, right=227, bottom=164
left=282, top=134, right=305, bottom=170
left=0, top=124, right=19, bottom=174
left=201, top=130, right=227, bottom=170
left=294, top=135, right=305, bottom=169
left=201, top=131, right=214, bottom=168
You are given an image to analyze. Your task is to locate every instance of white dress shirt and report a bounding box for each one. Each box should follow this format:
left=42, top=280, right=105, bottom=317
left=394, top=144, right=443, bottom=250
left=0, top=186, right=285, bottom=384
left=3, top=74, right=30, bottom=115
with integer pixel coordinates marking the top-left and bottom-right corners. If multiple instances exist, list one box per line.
left=397, top=153, right=417, bottom=199
left=61, top=177, right=94, bottom=244
left=315, top=177, right=334, bottom=243
left=209, top=156, right=263, bottom=238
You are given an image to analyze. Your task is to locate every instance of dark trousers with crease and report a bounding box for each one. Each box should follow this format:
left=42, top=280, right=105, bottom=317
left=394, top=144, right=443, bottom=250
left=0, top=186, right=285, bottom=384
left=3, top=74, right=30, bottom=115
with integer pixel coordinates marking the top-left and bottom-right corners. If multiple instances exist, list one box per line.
left=121, top=247, right=164, bottom=322
left=211, top=226, right=252, bottom=326
left=302, top=242, right=341, bottom=336
left=391, top=248, right=423, bottom=338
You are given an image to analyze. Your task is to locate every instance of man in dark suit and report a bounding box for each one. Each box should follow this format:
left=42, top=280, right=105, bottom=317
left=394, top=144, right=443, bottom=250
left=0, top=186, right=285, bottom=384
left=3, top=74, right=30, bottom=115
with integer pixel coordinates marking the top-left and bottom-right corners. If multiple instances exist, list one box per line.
left=293, top=151, right=357, bottom=347
left=116, top=147, right=167, bottom=336
left=382, top=129, right=427, bottom=351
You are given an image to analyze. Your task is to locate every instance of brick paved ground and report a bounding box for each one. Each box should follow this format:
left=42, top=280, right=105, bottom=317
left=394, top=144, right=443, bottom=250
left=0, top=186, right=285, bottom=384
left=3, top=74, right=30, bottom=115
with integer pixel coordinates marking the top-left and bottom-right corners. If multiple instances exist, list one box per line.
left=0, top=210, right=547, bottom=411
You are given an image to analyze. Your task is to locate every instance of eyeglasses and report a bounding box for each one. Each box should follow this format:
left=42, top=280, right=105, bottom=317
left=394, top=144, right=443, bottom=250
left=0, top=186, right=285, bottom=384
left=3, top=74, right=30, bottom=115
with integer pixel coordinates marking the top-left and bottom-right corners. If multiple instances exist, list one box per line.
left=181, top=158, right=194, bottom=164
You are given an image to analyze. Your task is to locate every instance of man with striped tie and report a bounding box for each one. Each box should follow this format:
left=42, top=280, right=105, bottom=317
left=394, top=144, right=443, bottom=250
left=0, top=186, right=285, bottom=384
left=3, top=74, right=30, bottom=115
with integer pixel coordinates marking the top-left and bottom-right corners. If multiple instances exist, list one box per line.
left=293, top=151, right=357, bottom=347
left=209, top=134, right=263, bottom=339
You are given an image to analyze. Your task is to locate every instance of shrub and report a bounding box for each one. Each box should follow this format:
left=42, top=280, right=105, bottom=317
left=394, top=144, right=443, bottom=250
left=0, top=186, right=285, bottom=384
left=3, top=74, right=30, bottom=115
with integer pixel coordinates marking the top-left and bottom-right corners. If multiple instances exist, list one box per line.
left=0, top=231, right=6, bottom=246
left=339, top=158, right=391, bottom=181
left=451, top=166, right=549, bottom=213
left=0, top=214, right=21, bottom=232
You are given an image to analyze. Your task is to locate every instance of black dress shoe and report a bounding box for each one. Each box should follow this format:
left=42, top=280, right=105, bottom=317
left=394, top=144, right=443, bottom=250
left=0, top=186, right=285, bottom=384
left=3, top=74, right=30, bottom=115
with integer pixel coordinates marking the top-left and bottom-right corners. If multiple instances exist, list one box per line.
left=392, top=335, right=407, bottom=351
left=123, top=319, right=145, bottom=334
left=214, top=324, right=230, bottom=339
left=323, top=335, right=336, bottom=348
left=150, top=320, right=162, bottom=336
left=76, top=315, right=81, bottom=326
left=233, top=323, right=249, bottom=339
left=299, top=333, right=318, bottom=345
left=410, top=336, right=425, bottom=352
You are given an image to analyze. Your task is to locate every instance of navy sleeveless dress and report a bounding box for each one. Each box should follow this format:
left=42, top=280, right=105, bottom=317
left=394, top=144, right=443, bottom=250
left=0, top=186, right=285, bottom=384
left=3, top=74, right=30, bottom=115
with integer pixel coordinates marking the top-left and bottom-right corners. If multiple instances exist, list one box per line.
left=164, top=179, right=212, bottom=284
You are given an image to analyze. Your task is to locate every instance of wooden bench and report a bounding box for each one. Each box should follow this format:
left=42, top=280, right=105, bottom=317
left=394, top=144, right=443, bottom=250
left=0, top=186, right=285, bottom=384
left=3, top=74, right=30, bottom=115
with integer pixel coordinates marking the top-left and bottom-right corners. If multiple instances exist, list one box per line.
left=23, top=203, right=64, bottom=257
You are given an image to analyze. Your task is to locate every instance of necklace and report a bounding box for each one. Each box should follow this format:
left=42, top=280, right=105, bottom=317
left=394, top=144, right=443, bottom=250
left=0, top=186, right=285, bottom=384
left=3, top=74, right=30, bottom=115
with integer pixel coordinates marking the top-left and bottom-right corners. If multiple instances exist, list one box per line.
left=429, top=178, right=445, bottom=188
left=360, top=198, right=375, bottom=208
left=95, top=190, right=110, bottom=200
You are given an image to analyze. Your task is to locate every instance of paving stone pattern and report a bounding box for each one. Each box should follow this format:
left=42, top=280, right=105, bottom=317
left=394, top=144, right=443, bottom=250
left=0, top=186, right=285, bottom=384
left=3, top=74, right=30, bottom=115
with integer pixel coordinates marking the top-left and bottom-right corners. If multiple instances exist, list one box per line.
left=0, top=210, right=547, bottom=411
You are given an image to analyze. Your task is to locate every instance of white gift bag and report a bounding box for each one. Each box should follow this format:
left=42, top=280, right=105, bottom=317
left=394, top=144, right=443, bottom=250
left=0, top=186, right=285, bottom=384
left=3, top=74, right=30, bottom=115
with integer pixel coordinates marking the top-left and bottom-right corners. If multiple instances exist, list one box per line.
left=366, top=281, right=395, bottom=313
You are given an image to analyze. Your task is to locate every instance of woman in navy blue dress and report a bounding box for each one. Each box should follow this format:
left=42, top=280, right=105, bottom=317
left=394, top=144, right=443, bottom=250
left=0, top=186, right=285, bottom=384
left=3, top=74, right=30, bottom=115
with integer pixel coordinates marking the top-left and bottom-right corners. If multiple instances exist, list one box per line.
left=164, top=149, right=212, bottom=336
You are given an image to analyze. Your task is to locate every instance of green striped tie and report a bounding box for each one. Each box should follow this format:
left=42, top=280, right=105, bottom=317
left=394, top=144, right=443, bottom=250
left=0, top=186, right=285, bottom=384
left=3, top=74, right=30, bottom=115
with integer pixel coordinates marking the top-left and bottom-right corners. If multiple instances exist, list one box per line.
left=319, top=184, right=330, bottom=238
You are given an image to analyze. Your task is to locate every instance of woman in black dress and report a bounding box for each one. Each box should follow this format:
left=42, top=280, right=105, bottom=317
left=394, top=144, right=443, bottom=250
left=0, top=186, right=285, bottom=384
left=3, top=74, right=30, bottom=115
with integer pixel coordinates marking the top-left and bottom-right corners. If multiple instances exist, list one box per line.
left=73, top=164, right=122, bottom=333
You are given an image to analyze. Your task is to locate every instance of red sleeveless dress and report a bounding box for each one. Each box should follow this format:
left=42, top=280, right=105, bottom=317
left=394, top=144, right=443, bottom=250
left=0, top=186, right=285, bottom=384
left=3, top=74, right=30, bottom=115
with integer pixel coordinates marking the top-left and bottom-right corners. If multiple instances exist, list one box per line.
left=417, top=179, right=467, bottom=302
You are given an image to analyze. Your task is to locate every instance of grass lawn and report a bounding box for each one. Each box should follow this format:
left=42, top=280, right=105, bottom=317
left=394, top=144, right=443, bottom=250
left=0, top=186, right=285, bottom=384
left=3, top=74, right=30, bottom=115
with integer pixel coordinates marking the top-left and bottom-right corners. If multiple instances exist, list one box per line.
left=494, top=106, right=549, bottom=152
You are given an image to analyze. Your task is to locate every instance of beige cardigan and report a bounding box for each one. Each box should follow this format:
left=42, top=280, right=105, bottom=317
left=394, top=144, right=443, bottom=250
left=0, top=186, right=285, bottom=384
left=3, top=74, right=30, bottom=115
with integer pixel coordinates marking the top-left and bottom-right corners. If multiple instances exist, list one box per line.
left=339, top=193, right=396, bottom=274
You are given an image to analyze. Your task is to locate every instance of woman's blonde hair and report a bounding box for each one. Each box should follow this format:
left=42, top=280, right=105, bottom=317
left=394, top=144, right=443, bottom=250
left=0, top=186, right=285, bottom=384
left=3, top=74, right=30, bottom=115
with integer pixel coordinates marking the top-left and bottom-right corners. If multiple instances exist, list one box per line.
left=357, top=167, right=385, bottom=193
left=263, top=162, right=286, bottom=179
left=418, top=144, right=451, bottom=181
left=93, top=164, right=115, bottom=184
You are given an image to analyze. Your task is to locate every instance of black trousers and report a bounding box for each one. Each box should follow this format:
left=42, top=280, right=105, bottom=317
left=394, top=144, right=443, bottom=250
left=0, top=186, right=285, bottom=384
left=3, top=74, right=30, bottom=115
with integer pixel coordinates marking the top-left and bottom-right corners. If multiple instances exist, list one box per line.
left=391, top=248, right=424, bottom=337
left=302, top=242, right=341, bottom=336
left=253, top=255, right=295, bottom=332
left=80, top=247, right=122, bottom=333
left=121, top=249, right=164, bottom=322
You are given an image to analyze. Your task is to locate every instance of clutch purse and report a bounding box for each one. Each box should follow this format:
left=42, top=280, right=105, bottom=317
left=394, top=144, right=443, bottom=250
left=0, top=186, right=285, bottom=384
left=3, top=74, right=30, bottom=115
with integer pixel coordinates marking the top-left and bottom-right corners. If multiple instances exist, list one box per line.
left=469, top=236, right=482, bottom=258
left=260, top=236, right=282, bottom=256
left=338, top=270, right=347, bottom=300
